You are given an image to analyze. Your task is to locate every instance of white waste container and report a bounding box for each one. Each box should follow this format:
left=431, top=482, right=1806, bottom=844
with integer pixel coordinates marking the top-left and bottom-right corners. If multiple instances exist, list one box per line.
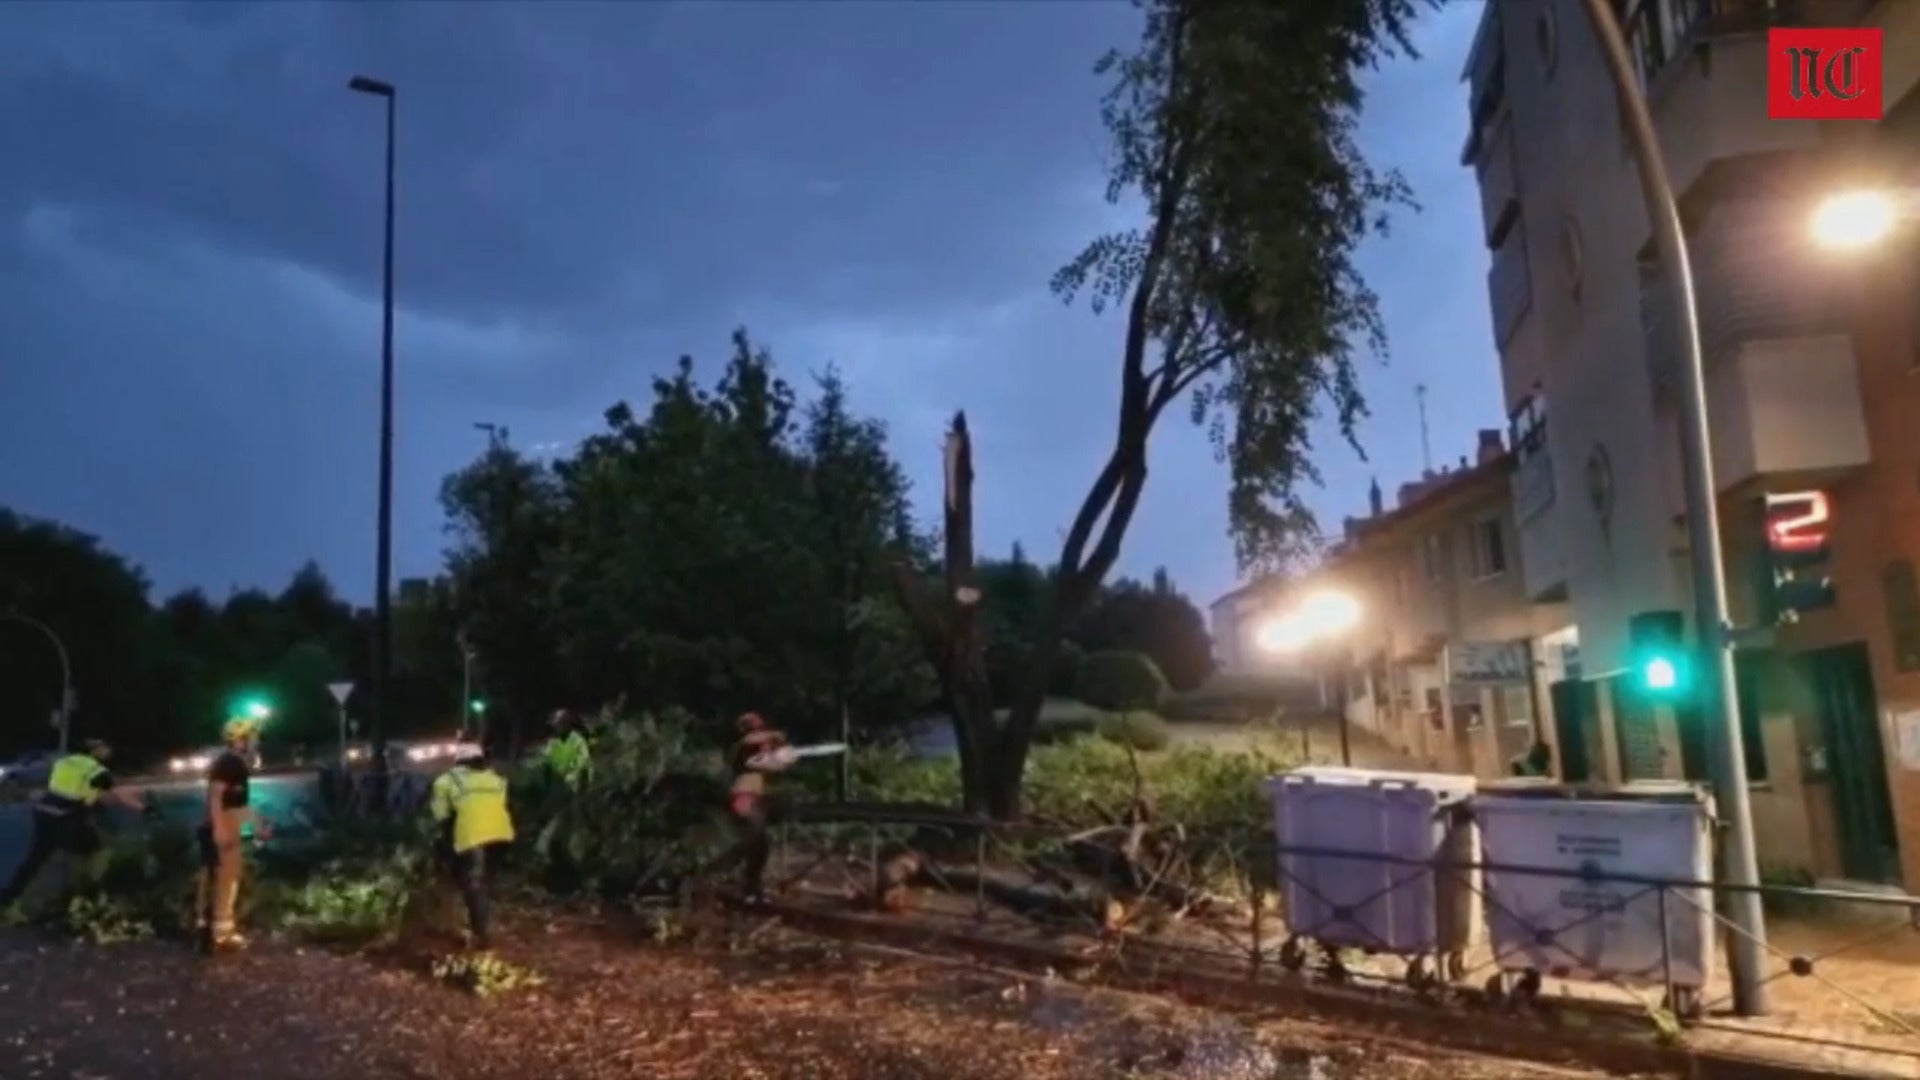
left=1266, top=767, right=1480, bottom=975
left=1471, top=781, right=1716, bottom=994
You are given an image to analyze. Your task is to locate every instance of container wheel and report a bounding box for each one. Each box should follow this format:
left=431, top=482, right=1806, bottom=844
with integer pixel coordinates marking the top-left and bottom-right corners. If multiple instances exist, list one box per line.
left=1514, top=968, right=1543, bottom=1006
left=1662, top=987, right=1702, bottom=1021
left=1444, top=951, right=1467, bottom=983
left=1278, top=936, right=1307, bottom=972
left=1322, top=951, right=1349, bottom=984
left=1404, top=957, right=1432, bottom=990
left=1482, top=972, right=1506, bottom=1004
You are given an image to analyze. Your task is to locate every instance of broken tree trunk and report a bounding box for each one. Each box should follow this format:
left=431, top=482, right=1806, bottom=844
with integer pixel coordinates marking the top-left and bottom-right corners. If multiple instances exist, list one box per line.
left=888, top=411, right=1001, bottom=816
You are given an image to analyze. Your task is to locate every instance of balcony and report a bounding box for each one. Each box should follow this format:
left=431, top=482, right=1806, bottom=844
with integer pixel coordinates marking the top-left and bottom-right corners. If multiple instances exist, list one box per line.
left=1642, top=183, right=1849, bottom=387
left=1487, top=217, right=1534, bottom=349
left=1477, top=115, right=1521, bottom=249
left=1706, top=333, right=1871, bottom=491
left=1624, top=0, right=1877, bottom=201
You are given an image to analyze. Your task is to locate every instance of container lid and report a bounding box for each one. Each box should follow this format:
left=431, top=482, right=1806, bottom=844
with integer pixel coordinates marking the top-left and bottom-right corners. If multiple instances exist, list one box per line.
left=1476, top=778, right=1710, bottom=804
left=1271, top=765, right=1478, bottom=794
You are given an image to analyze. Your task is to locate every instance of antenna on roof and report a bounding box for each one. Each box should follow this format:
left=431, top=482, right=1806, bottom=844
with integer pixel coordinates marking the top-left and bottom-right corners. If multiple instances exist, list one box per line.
left=1415, top=384, right=1433, bottom=472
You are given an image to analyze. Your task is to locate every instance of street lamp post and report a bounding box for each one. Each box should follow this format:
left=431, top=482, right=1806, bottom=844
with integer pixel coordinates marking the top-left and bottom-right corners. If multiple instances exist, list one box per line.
left=349, top=74, right=398, bottom=783
left=1578, top=0, right=1769, bottom=1016
left=2, top=611, right=73, bottom=752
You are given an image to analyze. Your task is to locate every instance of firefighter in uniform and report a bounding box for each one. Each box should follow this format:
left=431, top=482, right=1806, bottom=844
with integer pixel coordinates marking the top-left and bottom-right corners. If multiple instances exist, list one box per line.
left=429, top=745, right=516, bottom=949
left=0, top=739, right=150, bottom=908
left=197, top=714, right=270, bottom=949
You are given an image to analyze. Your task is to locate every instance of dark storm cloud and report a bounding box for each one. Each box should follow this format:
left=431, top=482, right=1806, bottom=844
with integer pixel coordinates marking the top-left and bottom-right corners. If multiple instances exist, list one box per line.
left=1, top=1, right=1128, bottom=334
left=0, top=0, right=1499, bottom=610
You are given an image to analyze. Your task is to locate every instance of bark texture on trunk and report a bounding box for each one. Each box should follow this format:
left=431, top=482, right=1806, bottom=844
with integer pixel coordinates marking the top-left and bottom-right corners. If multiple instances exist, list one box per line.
left=889, top=412, right=1003, bottom=816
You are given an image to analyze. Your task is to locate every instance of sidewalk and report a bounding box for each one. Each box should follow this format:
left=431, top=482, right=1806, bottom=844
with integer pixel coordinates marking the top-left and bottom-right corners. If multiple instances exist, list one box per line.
left=0, top=915, right=1621, bottom=1080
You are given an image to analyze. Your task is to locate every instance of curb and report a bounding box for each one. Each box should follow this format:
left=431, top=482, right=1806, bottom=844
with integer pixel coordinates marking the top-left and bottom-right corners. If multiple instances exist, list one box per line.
left=757, top=900, right=1911, bottom=1080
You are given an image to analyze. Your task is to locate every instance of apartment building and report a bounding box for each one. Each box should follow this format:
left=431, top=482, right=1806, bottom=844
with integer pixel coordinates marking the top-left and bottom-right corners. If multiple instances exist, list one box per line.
left=1236, top=432, right=1569, bottom=779
left=1461, top=0, right=1920, bottom=886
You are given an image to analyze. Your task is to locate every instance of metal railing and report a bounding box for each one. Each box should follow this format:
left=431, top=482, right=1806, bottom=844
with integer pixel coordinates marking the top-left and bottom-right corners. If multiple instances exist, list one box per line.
left=757, top=804, right=1920, bottom=1067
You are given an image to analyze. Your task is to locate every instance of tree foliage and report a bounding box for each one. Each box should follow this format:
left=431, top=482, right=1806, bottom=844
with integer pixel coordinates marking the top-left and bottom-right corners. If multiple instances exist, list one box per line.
left=980, top=0, right=1422, bottom=813
left=1071, top=568, right=1214, bottom=692
left=442, top=330, right=937, bottom=747
left=1075, top=650, right=1170, bottom=714
left=0, top=510, right=409, bottom=763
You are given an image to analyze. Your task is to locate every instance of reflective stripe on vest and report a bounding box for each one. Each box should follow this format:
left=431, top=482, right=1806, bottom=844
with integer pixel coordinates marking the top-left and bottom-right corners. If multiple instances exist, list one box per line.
left=445, top=767, right=515, bottom=854
left=44, top=754, right=106, bottom=807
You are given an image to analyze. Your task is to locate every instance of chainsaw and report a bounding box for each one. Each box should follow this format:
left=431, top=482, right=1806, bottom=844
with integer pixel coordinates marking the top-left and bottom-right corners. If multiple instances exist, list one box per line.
left=746, top=742, right=848, bottom=772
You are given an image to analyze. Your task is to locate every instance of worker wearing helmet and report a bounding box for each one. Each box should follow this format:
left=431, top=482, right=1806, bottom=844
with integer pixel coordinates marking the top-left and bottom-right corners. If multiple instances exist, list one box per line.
left=0, top=738, right=152, bottom=910
left=722, top=712, right=788, bottom=904
left=428, top=744, right=515, bottom=949
left=196, top=714, right=270, bottom=950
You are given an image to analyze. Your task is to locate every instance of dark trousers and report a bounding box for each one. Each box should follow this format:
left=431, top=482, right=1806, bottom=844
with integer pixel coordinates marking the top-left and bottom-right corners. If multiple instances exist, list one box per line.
left=724, top=799, right=771, bottom=899
left=0, top=810, right=98, bottom=907
left=446, top=842, right=501, bottom=947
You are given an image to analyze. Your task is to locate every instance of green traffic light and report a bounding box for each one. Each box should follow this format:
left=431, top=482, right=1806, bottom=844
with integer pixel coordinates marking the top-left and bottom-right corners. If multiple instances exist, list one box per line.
left=230, top=694, right=274, bottom=722
left=469, top=699, right=487, bottom=715
left=1642, top=657, right=1678, bottom=692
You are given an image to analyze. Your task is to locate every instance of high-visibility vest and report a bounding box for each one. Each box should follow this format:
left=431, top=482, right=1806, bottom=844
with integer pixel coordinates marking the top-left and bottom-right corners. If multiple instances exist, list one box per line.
left=40, top=753, right=107, bottom=811
left=546, top=732, right=591, bottom=789
left=430, top=766, right=515, bottom=854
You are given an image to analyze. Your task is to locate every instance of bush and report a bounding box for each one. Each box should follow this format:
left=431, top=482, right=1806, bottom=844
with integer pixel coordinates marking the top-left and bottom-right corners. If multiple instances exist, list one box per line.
left=515, top=706, right=737, bottom=897
left=1075, top=651, right=1169, bottom=713
left=1097, top=712, right=1171, bottom=752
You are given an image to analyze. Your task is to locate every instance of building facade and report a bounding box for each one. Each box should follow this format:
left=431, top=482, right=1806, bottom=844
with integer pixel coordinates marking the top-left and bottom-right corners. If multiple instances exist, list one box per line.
left=1459, top=0, right=1920, bottom=887
left=1238, top=432, right=1572, bottom=780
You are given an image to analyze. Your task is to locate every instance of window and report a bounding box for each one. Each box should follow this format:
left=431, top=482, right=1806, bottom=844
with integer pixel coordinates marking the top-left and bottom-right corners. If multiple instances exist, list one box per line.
left=1508, top=390, right=1548, bottom=461
left=1421, top=534, right=1446, bottom=582
left=1470, top=517, right=1508, bottom=579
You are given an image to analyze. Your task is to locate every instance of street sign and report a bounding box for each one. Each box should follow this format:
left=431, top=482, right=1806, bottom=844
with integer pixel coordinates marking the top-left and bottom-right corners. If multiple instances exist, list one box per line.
left=327, top=682, right=355, bottom=705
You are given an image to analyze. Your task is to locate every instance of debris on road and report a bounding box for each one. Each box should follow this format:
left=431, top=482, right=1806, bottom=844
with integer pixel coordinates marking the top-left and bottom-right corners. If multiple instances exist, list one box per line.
left=0, top=913, right=1646, bottom=1079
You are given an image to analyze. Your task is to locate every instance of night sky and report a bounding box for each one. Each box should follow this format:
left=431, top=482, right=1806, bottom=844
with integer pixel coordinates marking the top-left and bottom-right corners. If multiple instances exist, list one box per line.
left=0, top=0, right=1500, bottom=609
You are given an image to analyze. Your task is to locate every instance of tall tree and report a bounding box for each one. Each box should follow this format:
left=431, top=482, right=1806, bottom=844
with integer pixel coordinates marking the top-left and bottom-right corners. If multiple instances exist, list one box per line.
left=983, top=0, right=1422, bottom=816
left=441, top=438, right=565, bottom=754
left=805, top=366, right=934, bottom=751
left=0, top=509, right=167, bottom=759
left=1072, top=568, right=1215, bottom=692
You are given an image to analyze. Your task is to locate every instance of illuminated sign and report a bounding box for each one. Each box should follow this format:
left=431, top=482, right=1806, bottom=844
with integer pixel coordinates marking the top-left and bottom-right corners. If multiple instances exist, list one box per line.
left=1762, top=491, right=1836, bottom=622
left=1764, top=490, right=1831, bottom=555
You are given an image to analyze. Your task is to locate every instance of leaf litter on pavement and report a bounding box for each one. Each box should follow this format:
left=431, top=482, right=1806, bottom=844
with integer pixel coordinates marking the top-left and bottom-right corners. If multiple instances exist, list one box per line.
left=0, top=913, right=1647, bottom=1079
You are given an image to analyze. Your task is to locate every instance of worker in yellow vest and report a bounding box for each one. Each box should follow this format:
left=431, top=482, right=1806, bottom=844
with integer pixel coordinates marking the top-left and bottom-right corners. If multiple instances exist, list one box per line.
left=543, top=708, right=591, bottom=791
left=0, top=739, right=151, bottom=908
left=429, top=745, right=516, bottom=949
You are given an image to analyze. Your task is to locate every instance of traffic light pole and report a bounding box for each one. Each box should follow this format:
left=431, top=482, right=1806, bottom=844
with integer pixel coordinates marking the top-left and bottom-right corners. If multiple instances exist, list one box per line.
left=1580, top=0, right=1769, bottom=1015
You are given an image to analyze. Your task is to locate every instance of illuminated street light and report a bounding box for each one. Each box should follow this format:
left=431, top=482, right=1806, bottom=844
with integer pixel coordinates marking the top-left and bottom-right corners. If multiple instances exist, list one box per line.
left=1298, top=590, right=1362, bottom=637
left=1254, top=588, right=1364, bottom=767
left=1255, top=615, right=1309, bottom=654
left=1810, top=189, right=1900, bottom=251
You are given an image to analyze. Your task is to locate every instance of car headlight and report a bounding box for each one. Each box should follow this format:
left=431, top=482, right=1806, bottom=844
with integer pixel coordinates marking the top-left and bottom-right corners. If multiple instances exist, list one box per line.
left=406, top=747, right=428, bottom=761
